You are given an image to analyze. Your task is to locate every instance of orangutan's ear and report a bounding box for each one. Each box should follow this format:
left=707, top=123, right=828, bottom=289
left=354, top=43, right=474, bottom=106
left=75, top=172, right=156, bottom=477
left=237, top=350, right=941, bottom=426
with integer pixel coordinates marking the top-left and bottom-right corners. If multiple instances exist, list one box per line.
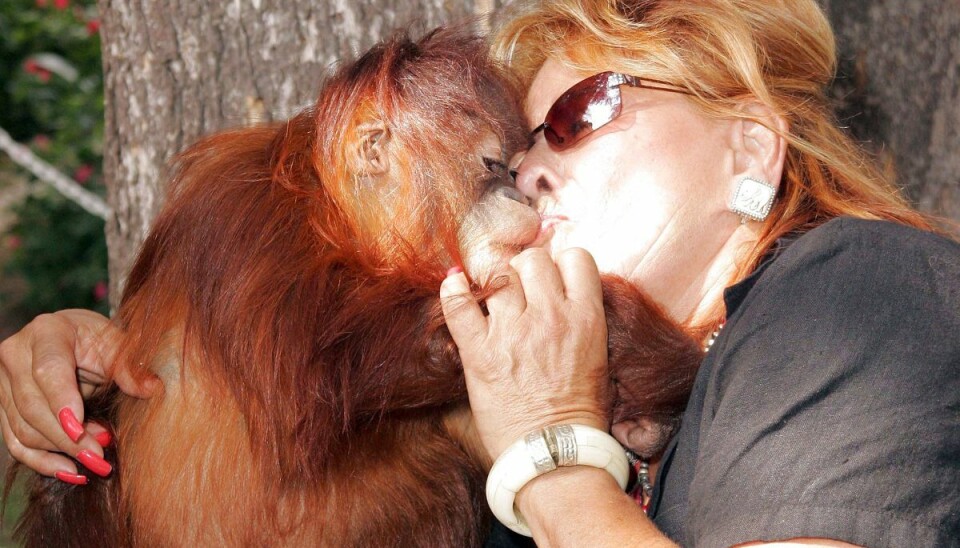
left=611, top=416, right=679, bottom=458
left=351, top=121, right=391, bottom=177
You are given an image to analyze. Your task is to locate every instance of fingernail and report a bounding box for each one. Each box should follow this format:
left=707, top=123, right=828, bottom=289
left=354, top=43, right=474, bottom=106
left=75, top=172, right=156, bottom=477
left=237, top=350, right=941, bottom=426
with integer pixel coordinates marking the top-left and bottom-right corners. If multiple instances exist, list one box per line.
left=55, top=471, right=88, bottom=485
left=92, top=430, right=112, bottom=448
left=76, top=450, right=112, bottom=477
left=446, top=266, right=463, bottom=277
left=58, top=407, right=84, bottom=443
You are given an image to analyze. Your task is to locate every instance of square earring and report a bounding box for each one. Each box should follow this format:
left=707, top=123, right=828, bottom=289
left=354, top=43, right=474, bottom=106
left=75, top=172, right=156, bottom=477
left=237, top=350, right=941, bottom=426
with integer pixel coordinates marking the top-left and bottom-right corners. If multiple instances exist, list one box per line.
left=729, top=177, right=776, bottom=223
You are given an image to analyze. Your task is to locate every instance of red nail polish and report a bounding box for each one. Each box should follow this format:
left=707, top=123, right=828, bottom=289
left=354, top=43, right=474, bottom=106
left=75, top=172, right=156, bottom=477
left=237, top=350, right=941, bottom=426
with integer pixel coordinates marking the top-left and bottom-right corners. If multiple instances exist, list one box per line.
left=58, top=407, right=84, bottom=443
left=446, top=266, right=463, bottom=277
left=76, top=450, right=112, bottom=477
left=55, top=471, right=88, bottom=485
left=92, top=430, right=112, bottom=448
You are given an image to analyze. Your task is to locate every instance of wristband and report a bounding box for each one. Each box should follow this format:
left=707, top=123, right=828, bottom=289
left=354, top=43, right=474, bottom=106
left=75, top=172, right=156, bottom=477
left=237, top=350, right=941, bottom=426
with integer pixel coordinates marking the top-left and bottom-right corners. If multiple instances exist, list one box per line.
left=485, top=424, right=630, bottom=536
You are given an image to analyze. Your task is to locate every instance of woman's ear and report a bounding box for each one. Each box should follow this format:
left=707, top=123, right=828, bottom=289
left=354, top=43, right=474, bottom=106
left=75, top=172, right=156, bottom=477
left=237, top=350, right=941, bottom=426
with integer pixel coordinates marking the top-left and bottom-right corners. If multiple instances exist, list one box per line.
left=731, top=102, right=789, bottom=187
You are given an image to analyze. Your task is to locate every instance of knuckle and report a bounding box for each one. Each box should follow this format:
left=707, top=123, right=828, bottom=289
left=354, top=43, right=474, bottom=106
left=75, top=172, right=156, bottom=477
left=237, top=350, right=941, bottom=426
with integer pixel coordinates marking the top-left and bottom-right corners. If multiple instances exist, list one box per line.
left=582, top=310, right=607, bottom=336
left=439, top=274, right=472, bottom=303
left=510, top=249, right=551, bottom=277
left=6, top=448, right=25, bottom=464
left=8, top=418, right=34, bottom=445
left=0, top=338, right=13, bottom=366
left=34, top=312, right=64, bottom=325
left=507, top=252, right=526, bottom=270
left=581, top=299, right=605, bottom=320
left=510, top=247, right=542, bottom=267
left=0, top=337, right=29, bottom=372
left=560, top=247, right=592, bottom=265
left=439, top=291, right=464, bottom=310
left=4, top=433, right=27, bottom=461
left=28, top=313, right=61, bottom=333
left=536, top=309, right=567, bottom=332
left=32, top=355, right=66, bottom=385
left=17, top=398, right=50, bottom=423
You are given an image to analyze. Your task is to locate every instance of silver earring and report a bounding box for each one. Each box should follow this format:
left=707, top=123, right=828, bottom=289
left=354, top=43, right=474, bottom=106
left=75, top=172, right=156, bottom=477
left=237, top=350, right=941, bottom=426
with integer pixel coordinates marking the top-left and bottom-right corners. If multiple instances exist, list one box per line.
left=729, top=177, right=776, bottom=223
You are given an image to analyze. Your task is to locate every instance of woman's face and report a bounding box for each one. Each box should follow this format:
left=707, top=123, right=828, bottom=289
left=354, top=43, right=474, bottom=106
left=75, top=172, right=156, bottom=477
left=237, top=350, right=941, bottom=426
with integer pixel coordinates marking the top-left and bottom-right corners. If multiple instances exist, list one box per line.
left=514, top=59, right=744, bottom=318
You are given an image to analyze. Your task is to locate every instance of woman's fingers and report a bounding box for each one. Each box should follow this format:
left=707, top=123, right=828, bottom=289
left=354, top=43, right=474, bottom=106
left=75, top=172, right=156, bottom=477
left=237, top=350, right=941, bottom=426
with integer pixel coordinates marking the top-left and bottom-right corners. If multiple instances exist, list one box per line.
left=509, top=248, right=566, bottom=306
left=441, top=248, right=611, bottom=460
left=482, top=262, right=527, bottom=319
left=14, top=314, right=91, bottom=449
left=0, top=408, right=80, bottom=478
left=30, top=332, right=87, bottom=439
left=0, top=310, right=113, bottom=478
left=85, top=421, right=113, bottom=448
left=0, top=380, right=61, bottom=453
left=0, top=326, right=75, bottom=456
left=77, top=319, right=159, bottom=400
left=440, top=270, right=488, bottom=346
left=555, top=248, right=604, bottom=306
left=8, top=375, right=106, bottom=458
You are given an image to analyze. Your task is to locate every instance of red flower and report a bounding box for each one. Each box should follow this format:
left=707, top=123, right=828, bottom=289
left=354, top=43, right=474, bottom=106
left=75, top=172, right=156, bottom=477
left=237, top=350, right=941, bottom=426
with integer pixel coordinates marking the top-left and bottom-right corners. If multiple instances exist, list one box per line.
left=25, top=60, right=54, bottom=82
left=73, top=164, right=95, bottom=184
left=93, top=281, right=108, bottom=302
left=35, top=0, right=48, bottom=7
left=5, top=235, right=22, bottom=251
left=53, top=0, right=69, bottom=9
left=86, top=19, right=100, bottom=35
left=32, top=134, right=51, bottom=150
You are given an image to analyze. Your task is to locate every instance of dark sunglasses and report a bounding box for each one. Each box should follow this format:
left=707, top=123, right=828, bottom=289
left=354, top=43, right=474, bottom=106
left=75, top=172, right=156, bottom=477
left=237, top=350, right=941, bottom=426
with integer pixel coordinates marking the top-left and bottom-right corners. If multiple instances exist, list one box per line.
left=532, top=71, right=693, bottom=151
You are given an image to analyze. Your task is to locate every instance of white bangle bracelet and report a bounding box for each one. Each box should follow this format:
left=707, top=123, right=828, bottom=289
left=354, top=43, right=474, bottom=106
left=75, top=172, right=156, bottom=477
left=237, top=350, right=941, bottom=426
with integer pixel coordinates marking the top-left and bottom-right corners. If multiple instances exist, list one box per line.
left=485, top=424, right=630, bottom=536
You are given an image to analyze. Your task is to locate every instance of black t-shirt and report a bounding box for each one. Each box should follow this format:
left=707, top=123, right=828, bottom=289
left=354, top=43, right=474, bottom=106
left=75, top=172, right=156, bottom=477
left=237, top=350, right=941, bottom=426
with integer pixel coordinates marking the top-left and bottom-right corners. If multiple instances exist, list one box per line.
left=651, top=217, right=960, bottom=547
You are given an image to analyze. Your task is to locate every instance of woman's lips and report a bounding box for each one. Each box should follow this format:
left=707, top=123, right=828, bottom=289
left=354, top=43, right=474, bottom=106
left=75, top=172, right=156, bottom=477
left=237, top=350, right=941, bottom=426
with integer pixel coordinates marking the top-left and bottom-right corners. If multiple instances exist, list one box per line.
left=540, top=215, right=568, bottom=231
left=530, top=214, right=569, bottom=247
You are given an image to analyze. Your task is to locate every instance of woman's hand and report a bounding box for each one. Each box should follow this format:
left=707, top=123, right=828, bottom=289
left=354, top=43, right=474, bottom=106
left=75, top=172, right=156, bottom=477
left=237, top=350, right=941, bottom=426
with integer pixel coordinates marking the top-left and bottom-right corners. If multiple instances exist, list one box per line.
left=0, top=309, right=150, bottom=478
left=440, top=247, right=611, bottom=460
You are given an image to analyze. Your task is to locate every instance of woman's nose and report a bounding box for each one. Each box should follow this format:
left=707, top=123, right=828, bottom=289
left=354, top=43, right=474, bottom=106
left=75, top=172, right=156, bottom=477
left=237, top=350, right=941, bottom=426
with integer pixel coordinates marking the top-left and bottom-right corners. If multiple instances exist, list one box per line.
left=509, top=147, right=561, bottom=200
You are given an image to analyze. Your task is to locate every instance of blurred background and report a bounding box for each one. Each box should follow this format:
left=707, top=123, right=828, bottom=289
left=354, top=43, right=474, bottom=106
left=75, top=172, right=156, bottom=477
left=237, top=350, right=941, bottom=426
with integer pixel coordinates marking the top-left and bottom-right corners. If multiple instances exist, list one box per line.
left=0, top=0, right=108, bottom=341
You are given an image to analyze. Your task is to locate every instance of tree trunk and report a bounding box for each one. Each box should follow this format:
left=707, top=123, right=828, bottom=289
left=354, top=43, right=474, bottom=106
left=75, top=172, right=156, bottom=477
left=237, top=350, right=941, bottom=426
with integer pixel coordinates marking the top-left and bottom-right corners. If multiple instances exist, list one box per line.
left=97, top=0, right=501, bottom=303
left=824, top=0, right=960, bottom=227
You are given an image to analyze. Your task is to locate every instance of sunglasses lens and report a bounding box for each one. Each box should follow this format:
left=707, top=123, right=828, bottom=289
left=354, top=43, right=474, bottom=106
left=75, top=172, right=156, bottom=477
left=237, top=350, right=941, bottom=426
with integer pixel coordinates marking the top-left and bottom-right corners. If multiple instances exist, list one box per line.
left=544, top=72, right=623, bottom=150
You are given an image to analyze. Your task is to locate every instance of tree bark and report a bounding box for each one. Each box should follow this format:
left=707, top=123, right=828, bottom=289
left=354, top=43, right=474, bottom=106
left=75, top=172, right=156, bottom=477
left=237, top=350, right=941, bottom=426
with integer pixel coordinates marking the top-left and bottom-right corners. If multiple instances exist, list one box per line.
left=97, top=0, right=502, bottom=303
left=824, top=0, right=960, bottom=228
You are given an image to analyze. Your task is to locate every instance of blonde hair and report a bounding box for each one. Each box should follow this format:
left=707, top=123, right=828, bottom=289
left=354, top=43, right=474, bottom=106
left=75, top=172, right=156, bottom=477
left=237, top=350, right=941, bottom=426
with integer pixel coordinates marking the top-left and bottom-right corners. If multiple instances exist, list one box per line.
left=493, top=0, right=937, bottom=327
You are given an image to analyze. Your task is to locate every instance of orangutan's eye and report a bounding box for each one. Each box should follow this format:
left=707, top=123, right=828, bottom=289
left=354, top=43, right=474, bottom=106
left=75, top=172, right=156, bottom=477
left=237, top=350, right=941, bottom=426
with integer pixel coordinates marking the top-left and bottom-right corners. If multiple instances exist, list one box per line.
left=483, top=157, right=508, bottom=175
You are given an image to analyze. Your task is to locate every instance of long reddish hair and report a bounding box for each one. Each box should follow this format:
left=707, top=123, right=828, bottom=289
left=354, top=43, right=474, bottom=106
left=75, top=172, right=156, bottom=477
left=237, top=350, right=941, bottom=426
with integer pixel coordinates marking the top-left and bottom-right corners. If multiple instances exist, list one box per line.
left=492, top=0, right=944, bottom=333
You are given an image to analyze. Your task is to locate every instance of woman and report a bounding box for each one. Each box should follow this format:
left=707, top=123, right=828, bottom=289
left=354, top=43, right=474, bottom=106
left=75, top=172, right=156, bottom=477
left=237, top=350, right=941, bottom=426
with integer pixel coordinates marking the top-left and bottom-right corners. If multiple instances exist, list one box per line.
left=1, top=0, right=958, bottom=545
left=439, top=0, right=959, bottom=546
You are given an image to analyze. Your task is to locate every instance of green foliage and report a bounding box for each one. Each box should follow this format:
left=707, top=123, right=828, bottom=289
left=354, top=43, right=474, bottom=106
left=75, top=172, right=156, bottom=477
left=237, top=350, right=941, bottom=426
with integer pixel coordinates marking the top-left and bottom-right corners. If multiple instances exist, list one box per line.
left=0, top=0, right=108, bottom=330
left=3, top=193, right=109, bottom=317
